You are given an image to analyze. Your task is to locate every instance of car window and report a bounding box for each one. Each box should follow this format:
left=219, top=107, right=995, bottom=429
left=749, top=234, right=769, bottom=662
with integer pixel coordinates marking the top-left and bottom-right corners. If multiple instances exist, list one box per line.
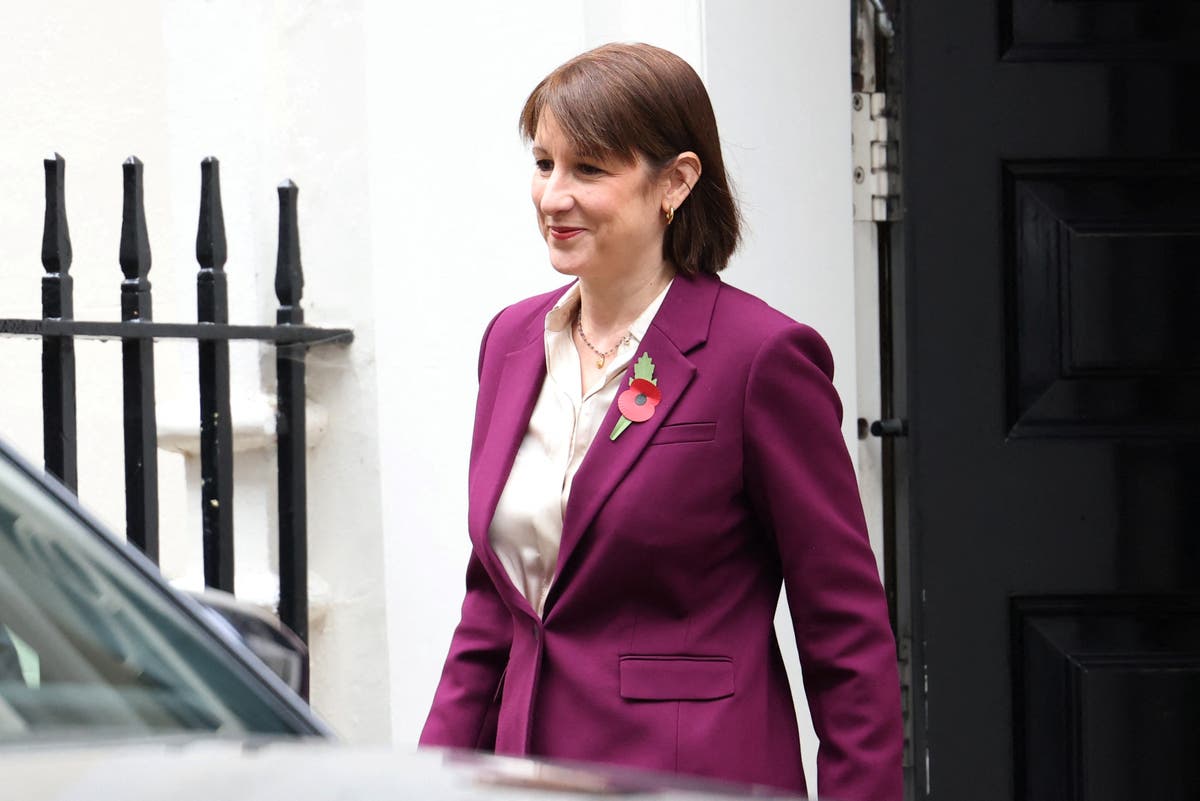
left=0, top=455, right=311, bottom=742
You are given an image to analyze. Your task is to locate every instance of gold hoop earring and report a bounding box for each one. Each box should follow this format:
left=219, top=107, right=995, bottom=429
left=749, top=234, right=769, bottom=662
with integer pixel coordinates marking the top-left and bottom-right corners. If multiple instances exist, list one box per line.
left=665, top=205, right=675, bottom=225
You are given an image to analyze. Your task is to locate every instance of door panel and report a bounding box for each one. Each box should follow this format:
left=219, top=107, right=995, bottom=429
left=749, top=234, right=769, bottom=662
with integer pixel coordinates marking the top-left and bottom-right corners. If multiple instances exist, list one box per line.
left=1006, top=161, right=1200, bottom=437
left=1003, top=0, right=1200, bottom=62
left=1013, top=597, right=1200, bottom=801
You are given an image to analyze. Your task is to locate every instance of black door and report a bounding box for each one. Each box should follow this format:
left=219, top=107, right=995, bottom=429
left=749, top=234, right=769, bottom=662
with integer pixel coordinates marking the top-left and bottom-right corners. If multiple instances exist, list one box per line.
left=889, top=3, right=1200, bottom=800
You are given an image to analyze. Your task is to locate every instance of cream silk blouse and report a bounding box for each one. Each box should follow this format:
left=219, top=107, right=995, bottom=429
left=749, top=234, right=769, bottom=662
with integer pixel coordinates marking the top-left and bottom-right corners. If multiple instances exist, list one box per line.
left=488, top=280, right=672, bottom=616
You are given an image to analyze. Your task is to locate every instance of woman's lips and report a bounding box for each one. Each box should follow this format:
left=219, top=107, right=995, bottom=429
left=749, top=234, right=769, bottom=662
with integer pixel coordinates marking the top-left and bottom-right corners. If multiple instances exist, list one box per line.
left=549, top=226, right=584, bottom=241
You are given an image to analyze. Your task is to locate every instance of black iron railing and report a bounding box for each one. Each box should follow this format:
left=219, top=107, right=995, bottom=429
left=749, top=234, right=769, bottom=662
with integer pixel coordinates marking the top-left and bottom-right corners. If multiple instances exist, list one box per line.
left=0, top=154, right=353, bottom=643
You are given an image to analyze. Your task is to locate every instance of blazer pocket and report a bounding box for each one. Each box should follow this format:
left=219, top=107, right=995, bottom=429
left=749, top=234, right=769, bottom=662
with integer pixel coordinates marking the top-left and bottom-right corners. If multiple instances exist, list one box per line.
left=649, top=421, right=717, bottom=446
left=619, top=655, right=734, bottom=701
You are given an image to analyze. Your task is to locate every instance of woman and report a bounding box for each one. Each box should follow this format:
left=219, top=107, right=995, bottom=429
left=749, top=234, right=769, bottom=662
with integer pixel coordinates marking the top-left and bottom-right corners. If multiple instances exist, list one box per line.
left=421, top=43, right=902, bottom=801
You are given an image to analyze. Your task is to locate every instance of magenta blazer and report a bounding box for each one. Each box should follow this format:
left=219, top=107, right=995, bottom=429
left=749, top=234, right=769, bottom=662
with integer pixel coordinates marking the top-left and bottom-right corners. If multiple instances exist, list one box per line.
left=420, top=272, right=903, bottom=800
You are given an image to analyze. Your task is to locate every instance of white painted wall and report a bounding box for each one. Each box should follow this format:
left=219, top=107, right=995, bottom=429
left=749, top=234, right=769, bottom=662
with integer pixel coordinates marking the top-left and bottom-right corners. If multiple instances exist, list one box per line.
left=1, top=0, right=861, bottom=789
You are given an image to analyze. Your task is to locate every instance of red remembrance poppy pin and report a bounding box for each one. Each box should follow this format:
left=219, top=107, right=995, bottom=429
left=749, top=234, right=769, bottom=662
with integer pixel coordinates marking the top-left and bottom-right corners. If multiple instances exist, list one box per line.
left=610, top=353, right=660, bottom=441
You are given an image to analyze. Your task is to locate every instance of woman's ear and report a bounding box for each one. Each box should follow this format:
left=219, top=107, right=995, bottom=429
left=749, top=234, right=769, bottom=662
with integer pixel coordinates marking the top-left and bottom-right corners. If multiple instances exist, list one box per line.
left=663, top=151, right=702, bottom=214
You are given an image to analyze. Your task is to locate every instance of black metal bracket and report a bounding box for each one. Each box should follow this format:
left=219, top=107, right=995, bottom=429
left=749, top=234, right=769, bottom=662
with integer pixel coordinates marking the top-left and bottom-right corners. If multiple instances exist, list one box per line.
left=870, top=417, right=909, bottom=437
left=0, top=318, right=353, bottom=345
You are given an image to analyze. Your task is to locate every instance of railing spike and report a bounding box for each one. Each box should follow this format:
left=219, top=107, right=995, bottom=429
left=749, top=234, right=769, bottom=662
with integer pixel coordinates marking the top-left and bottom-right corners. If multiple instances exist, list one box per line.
left=41, top=153, right=78, bottom=492
left=42, top=154, right=72, bottom=277
left=120, top=156, right=152, bottom=283
left=274, top=179, right=307, bottom=642
left=275, top=180, right=304, bottom=311
left=197, top=157, right=235, bottom=591
left=197, top=157, right=227, bottom=272
left=119, top=156, right=158, bottom=560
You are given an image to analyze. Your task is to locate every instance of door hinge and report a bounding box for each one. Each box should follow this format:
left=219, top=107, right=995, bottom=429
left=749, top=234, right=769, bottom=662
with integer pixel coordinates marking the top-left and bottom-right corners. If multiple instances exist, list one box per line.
left=852, top=92, right=900, bottom=222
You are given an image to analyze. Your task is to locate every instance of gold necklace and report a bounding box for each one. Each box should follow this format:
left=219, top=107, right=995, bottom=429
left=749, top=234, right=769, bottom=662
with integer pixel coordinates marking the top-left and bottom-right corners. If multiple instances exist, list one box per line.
left=576, top=315, right=631, bottom=369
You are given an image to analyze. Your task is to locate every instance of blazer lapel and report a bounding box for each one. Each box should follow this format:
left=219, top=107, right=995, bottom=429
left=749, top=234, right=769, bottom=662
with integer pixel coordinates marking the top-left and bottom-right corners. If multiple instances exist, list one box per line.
left=468, top=321, right=546, bottom=614
left=549, top=274, right=720, bottom=607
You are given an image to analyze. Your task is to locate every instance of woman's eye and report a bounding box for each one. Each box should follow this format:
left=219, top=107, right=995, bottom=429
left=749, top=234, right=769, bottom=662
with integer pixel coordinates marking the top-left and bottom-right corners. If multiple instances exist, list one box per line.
left=578, top=163, right=604, bottom=176
left=534, top=159, right=553, bottom=172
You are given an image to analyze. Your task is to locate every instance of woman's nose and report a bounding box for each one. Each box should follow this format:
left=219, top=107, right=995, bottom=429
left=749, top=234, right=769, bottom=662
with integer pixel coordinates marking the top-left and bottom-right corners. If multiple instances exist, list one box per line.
left=537, top=170, right=574, bottom=216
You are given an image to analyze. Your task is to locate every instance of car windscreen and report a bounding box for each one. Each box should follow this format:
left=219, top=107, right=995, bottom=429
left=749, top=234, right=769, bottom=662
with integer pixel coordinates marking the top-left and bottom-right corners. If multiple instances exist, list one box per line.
left=0, top=455, right=312, bottom=742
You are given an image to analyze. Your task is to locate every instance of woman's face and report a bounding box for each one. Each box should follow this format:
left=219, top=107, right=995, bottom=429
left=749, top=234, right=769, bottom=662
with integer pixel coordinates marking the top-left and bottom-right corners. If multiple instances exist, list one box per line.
left=531, top=112, right=667, bottom=282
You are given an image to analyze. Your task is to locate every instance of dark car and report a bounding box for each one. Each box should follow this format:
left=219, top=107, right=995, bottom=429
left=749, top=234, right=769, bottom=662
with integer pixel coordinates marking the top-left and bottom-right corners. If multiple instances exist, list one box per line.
left=0, top=439, right=327, bottom=743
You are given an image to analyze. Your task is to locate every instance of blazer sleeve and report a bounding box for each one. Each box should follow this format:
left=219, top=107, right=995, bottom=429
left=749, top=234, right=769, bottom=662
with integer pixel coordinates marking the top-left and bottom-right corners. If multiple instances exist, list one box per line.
left=419, top=549, right=512, bottom=749
left=742, top=324, right=904, bottom=801
left=419, top=311, right=513, bottom=750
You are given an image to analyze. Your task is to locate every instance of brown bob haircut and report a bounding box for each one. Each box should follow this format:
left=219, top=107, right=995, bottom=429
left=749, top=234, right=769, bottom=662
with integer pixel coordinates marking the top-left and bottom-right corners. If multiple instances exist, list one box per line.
left=519, top=43, right=741, bottom=276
